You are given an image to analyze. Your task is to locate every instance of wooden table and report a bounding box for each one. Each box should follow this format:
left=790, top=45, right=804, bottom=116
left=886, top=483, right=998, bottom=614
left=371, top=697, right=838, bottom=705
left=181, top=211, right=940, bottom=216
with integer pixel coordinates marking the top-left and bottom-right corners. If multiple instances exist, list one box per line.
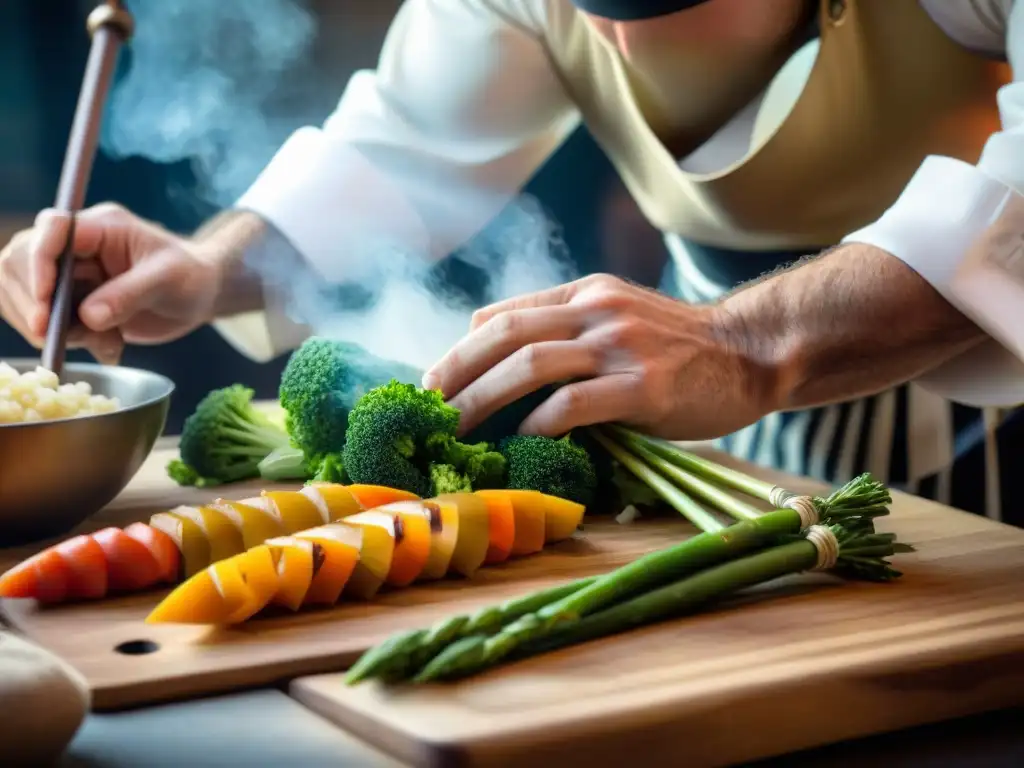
left=6, top=436, right=1024, bottom=767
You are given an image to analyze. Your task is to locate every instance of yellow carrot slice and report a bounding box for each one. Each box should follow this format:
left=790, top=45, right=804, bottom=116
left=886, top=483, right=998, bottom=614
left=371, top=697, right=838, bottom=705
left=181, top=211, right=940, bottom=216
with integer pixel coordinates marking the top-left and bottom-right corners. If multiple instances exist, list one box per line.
left=210, top=499, right=287, bottom=551
left=339, top=511, right=397, bottom=600
left=541, top=494, right=586, bottom=543
left=149, top=511, right=212, bottom=578
left=168, top=505, right=245, bottom=564
left=265, top=537, right=318, bottom=611
left=437, top=493, right=490, bottom=577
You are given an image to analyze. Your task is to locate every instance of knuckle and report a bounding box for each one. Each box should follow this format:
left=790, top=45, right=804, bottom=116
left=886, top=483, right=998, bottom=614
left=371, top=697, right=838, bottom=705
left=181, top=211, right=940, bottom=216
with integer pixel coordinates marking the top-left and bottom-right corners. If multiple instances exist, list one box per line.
left=89, top=201, right=130, bottom=225
left=603, top=318, right=643, bottom=347
left=555, top=382, right=590, bottom=417
left=488, top=310, right=520, bottom=341
left=513, top=342, right=544, bottom=373
left=470, top=308, right=492, bottom=329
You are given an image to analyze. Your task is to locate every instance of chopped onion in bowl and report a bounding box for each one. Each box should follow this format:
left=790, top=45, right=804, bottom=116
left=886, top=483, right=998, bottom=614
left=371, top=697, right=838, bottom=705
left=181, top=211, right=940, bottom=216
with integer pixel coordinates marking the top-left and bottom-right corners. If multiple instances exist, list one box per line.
left=0, top=362, right=120, bottom=424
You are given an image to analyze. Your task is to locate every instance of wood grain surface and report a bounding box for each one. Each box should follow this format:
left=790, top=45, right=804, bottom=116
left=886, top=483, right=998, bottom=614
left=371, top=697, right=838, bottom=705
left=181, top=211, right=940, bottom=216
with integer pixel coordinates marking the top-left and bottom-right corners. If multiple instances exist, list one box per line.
left=0, top=445, right=696, bottom=711
left=289, top=492, right=1024, bottom=768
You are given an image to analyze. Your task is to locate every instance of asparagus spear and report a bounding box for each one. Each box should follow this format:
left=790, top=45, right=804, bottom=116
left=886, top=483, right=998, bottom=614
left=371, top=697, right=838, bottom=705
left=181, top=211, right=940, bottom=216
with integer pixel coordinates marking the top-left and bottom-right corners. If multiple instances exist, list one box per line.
left=415, top=522, right=902, bottom=682
left=606, top=425, right=891, bottom=521
left=347, top=507, right=857, bottom=686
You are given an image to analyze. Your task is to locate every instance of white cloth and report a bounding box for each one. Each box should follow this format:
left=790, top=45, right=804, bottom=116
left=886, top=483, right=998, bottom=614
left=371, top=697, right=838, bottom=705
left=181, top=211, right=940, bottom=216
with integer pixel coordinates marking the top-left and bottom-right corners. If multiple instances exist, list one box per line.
left=236, top=0, right=1024, bottom=407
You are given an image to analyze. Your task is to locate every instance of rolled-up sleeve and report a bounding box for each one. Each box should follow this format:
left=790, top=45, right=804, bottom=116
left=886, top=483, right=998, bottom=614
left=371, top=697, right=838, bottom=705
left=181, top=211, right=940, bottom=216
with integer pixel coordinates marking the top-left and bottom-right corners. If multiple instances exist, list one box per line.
left=215, top=0, right=579, bottom=361
left=841, top=0, right=1024, bottom=406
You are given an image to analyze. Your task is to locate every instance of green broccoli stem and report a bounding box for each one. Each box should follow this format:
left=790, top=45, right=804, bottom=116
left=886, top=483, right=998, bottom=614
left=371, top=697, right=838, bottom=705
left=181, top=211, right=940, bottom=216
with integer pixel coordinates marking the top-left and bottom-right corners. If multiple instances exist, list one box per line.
left=415, top=523, right=902, bottom=682
left=344, top=576, right=599, bottom=685
left=258, top=445, right=313, bottom=482
left=589, top=430, right=726, bottom=533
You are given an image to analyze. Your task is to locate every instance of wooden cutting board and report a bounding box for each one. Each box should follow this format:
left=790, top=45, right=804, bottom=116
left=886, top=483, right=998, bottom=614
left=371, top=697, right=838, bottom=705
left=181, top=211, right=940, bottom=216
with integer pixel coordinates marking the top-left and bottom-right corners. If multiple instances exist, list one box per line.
left=0, top=444, right=696, bottom=711
left=289, top=491, right=1024, bottom=768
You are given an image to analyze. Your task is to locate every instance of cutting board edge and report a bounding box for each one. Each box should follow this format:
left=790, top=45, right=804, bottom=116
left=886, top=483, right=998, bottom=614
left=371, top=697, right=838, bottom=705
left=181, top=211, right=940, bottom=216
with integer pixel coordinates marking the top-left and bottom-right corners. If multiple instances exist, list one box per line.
left=289, top=626, right=1024, bottom=768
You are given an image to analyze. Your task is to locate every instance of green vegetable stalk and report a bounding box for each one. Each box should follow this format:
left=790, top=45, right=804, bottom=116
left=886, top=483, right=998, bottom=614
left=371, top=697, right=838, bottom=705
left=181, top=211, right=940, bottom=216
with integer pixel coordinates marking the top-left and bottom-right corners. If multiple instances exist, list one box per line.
left=607, top=426, right=891, bottom=521
left=414, top=522, right=903, bottom=682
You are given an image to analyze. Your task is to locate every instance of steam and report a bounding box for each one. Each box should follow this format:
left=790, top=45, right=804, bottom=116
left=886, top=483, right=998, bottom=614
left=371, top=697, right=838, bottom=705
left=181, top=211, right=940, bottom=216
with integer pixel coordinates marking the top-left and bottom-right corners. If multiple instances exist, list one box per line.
left=102, top=0, right=577, bottom=372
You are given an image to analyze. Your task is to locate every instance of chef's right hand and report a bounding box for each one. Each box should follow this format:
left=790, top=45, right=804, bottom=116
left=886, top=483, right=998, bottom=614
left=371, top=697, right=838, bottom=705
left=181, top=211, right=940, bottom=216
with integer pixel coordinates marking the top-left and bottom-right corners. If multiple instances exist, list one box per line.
left=0, top=203, right=222, bottom=364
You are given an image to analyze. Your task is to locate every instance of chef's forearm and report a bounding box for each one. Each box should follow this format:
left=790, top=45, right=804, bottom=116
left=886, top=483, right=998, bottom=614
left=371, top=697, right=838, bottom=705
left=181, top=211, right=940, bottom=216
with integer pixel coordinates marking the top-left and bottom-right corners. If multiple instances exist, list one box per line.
left=716, top=244, right=987, bottom=411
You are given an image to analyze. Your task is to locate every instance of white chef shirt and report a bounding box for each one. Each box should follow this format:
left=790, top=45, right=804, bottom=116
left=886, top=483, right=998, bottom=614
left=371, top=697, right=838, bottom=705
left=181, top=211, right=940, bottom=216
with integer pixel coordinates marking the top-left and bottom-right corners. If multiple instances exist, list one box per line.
left=230, top=0, right=1024, bottom=408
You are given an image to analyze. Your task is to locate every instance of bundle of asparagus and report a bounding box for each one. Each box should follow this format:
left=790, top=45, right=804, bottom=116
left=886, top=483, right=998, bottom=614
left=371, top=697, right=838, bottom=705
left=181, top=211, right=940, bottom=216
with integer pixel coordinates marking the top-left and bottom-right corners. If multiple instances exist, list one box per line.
left=346, top=425, right=911, bottom=686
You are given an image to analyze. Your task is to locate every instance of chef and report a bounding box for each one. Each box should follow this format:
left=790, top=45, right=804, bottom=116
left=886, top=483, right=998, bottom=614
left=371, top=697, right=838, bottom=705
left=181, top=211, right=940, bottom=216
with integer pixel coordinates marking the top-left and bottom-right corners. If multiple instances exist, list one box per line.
left=2, top=0, right=1024, bottom=522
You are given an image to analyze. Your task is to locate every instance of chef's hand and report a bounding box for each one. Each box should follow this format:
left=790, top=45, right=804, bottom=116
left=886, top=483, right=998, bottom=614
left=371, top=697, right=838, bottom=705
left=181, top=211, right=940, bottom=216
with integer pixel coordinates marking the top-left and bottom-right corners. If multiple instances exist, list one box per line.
left=423, top=273, right=774, bottom=440
left=0, top=204, right=222, bottom=364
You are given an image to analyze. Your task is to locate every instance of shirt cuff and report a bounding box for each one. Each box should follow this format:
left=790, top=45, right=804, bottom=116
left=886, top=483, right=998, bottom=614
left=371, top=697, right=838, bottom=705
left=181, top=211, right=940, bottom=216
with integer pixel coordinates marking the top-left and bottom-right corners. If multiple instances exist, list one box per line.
left=234, top=126, right=431, bottom=285
left=842, top=155, right=1024, bottom=407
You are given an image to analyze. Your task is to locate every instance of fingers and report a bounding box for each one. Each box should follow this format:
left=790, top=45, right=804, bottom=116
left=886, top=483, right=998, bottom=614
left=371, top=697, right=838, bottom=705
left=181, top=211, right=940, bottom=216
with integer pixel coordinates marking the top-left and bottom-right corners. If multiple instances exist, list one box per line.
left=66, top=326, right=125, bottom=365
left=518, top=373, right=643, bottom=437
left=78, top=249, right=181, bottom=331
left=469, top=283, right=575, bottom=332
left=449, top=341, right=599, bottom=436
left=29, top=204, right=132, bottom=303
left=424, top=305, right=585, bottom=396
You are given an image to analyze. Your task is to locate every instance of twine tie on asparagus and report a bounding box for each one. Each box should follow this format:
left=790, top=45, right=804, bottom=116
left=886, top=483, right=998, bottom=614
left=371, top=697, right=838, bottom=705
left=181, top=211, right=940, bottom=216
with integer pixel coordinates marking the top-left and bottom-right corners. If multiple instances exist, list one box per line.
left=768, top=487, right=819, bottom=527
left=805, top=525, right=840, bottom=571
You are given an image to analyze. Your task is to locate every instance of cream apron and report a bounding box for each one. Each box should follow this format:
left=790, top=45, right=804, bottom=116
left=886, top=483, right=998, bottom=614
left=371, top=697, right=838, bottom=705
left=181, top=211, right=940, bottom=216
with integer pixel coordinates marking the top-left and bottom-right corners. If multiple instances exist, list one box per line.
left=542, top=0, right=1017, bottom=520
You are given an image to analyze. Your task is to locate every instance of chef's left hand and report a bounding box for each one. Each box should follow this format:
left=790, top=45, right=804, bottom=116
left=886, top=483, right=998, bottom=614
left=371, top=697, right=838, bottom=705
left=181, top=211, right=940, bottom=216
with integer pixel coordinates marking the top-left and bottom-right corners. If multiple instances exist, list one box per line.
left=422, top=274, right=775, bottom=440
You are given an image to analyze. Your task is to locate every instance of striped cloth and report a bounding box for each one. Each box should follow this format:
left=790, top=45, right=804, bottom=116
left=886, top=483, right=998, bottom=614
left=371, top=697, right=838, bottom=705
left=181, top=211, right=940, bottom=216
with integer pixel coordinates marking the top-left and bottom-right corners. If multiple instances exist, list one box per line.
left=662, top=235, right=1021, bottom=525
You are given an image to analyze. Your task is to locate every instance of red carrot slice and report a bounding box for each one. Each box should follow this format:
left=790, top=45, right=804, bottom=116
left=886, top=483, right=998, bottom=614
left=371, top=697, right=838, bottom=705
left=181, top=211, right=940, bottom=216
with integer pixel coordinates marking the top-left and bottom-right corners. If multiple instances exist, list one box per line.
left=54, top=535, right=107, bottom=600
left=124, top=523, right=181, bottom=583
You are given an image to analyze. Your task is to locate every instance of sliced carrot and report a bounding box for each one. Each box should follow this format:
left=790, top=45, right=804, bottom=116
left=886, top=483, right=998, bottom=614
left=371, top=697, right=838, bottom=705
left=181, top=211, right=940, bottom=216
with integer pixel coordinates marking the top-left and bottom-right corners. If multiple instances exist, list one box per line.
left=54, top=535, right=108, bottom=600
left=541, top=493, right=586, bottom=543
left=92, top=527, right=164, bottom=593
left=123, top=523, right=181, bottom=584
left=372, top=502, right=434, bottom=587
left=478, top=493, right=516, bottom=565
left=436, top=493, right=490, bottom=577
left=211, top=500, right=286, bottom=551
left=0, top=549, right=71, bottom=603
left=169, top=505, right=245, bottom=564
left=480, top=490, right=545, bottom=556
left=224, top=547, right=280, bottom=623
left=344, top=484, right=419, bottom=510
left=295, top=525, right=362, bottom=605
left=412, top=499, right=459, bottom=581
left=265, top=537, right=318, bottom=611
left=339, top=512, right=397, bottom=600
left=150, top=512, right=212, bottom=578
left=146, top=564, right=246, bottom=625
left=302, top=484, right=362, bottom=522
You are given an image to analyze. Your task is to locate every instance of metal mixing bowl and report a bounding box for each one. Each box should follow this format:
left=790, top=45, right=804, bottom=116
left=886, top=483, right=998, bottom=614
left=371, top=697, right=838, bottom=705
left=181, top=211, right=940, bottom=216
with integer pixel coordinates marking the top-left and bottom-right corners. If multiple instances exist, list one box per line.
left=0, top=359, right=174, bottom=547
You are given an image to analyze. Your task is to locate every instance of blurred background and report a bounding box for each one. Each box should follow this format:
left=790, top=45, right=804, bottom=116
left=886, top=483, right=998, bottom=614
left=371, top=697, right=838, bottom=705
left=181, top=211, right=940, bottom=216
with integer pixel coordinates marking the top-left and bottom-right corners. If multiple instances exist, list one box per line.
left=0, top=0, right=667, bottom=432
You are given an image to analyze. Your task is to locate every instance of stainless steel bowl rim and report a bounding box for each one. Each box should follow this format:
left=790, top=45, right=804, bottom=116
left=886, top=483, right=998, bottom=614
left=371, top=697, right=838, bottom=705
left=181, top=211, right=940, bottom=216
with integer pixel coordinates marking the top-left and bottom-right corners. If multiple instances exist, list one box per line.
left=0, top=358, right=176, bottom=430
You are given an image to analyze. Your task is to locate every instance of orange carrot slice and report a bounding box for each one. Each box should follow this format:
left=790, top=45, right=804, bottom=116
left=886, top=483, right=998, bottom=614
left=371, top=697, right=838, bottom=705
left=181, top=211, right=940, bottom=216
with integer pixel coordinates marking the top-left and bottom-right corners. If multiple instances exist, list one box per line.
left=411, top=499, right=459, bottom=581
left=123, top=523, right=180, bottom=584
left=478, top=493, right=516, bottom=565
left=146, top=561, right=247, bottom=625
left=541, top=494, right=586, bottom=543
left=265, top=537, right=318, bottom=611
left=370, top=503, right=433, bottom=587
left=224, top=547, right=280, bottom=623
left=92, top=527, right=163, bottom=592
left=344, top=484, right=419, bottom=510
left=211, top=500, right=287, bottom=551
left=436, top=493, right=490, bottom=577
left=339, top=512, right=397, bottom=599
left=294, top=525, right=362, bottom=605
left=480, top=490, right=545, bottom=556
left=54, top=534, right=107, bottom=600
left=169, top=505, right=245, bottom=564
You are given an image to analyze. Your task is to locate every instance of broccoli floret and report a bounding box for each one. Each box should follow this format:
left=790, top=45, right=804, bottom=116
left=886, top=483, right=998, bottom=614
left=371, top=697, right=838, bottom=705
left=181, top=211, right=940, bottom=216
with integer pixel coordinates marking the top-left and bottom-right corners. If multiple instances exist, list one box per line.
left=166, top=459, right=219, bottom=488
left=500, top=434, right=598, bottom=506
left=425, top=433, right=507, bottom=489
left=279, top=337, right=423, bottom=462
left=170, top=385, right=290, bottom=487
left=342, top=380, right=507, bottom=497
left=342, top=381, right=459, bottom=496
left=429, top=463, right=472, bottom=494
left=310, top=453, right=349, bottom=484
